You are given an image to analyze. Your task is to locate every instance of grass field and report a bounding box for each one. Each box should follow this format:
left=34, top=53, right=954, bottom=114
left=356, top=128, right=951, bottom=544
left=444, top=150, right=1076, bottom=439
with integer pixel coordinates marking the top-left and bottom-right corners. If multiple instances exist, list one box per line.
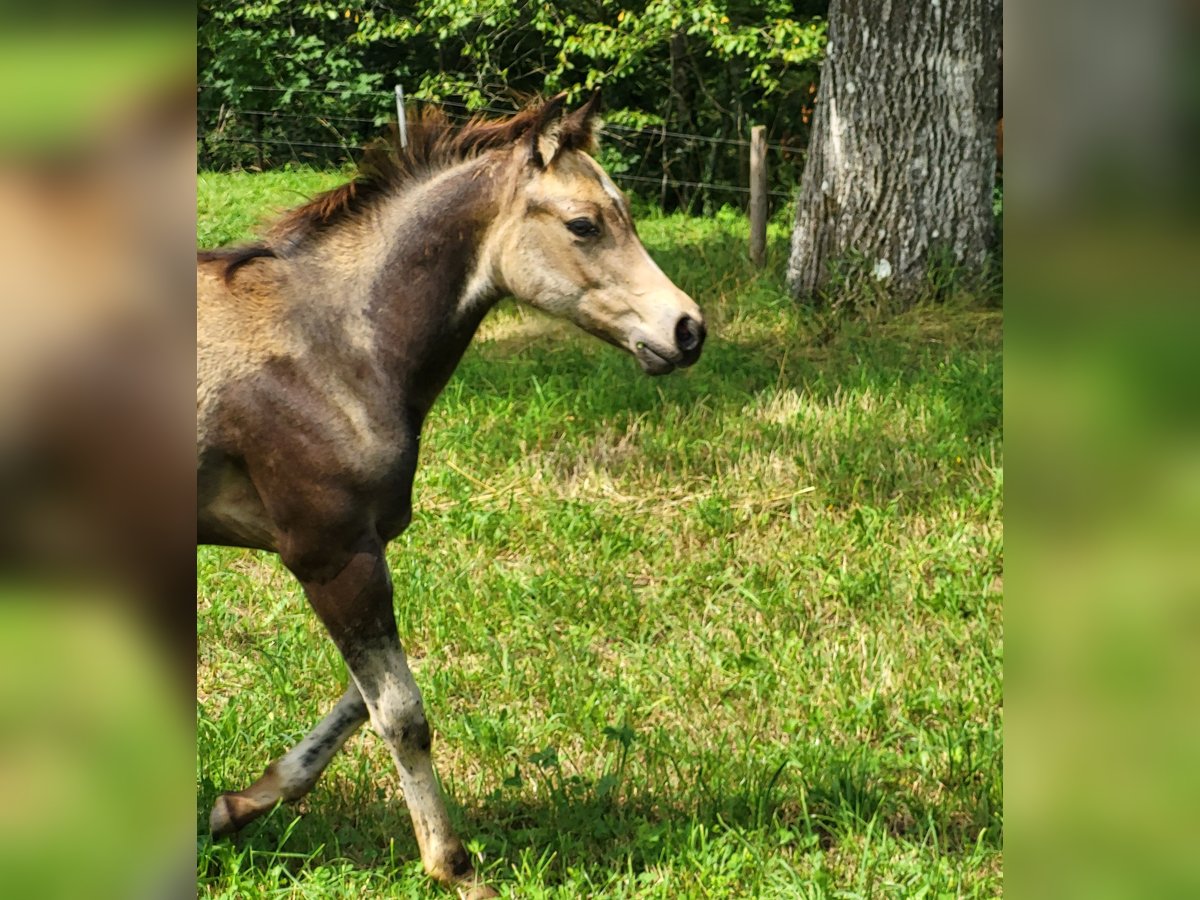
left=197, top=168, right=1003, bottom=898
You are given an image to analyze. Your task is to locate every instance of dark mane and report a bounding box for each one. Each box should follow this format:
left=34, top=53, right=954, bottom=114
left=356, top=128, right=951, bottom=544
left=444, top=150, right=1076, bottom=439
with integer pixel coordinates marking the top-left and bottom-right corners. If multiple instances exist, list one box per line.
left=199, top=94, right=600, bottom=283
left=269, top=104, right=548, bottom=247
left=198, top=245, right=278, bottom=280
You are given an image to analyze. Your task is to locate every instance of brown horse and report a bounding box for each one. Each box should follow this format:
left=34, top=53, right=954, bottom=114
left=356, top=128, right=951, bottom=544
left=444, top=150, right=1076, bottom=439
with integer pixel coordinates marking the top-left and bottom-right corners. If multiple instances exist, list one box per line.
left=197, top=93, right=705, bottom=897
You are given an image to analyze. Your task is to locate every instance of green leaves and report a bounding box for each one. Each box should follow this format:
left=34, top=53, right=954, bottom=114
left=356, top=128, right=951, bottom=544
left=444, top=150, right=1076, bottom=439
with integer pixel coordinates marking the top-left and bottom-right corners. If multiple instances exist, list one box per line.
left=199, top=0, right=827, bottom=202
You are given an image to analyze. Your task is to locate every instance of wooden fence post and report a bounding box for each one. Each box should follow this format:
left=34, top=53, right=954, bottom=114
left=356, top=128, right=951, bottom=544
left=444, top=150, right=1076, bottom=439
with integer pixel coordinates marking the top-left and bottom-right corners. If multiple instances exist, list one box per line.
left=394, top=85, right=408, bottom=149
left=749, top=124, right=767, bottom=268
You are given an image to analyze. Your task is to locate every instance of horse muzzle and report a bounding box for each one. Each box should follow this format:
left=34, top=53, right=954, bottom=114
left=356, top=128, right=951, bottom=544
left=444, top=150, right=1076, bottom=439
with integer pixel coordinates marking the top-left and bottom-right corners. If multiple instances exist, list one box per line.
left=631, top=313, right=706, bottom=375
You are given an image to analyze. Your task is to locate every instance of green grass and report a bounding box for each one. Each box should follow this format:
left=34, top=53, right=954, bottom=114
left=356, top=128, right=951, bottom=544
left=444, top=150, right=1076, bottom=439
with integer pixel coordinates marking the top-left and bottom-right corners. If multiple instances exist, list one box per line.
left=197, top=168, right=1002, bottom=898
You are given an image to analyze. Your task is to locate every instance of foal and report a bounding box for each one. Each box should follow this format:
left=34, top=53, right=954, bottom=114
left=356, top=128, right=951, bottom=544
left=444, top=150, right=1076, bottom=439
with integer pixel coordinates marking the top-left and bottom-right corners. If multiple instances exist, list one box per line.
left=197, top=93, right=705, bottom=896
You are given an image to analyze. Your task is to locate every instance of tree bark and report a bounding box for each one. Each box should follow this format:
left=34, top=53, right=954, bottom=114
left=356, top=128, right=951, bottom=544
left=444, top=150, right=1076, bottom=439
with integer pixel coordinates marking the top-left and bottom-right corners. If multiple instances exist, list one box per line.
left=787, top=0, right=1002, bottom=300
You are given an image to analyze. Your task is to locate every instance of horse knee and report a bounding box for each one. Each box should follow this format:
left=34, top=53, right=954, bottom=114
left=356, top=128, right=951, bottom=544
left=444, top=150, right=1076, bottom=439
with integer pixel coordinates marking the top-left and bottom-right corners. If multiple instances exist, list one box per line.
left=399, top=717, right=433, bottom=753
left=376, top=700, right=433, bottom=757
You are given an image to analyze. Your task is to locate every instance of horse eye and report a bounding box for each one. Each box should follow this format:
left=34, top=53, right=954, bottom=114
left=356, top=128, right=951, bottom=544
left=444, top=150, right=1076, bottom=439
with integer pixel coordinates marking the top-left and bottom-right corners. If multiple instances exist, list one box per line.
left=565, top=218, right=600, bottom=238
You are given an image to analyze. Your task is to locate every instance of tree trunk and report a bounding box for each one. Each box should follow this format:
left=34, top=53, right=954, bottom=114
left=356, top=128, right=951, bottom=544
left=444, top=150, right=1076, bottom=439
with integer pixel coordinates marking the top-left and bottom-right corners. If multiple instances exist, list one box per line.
left=787, top=0, right=1001, bottom=300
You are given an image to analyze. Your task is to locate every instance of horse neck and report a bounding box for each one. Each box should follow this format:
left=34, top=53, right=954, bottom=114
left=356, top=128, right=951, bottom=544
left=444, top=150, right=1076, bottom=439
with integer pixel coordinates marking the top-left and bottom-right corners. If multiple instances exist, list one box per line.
left=307, top=155, right=507, bottom=419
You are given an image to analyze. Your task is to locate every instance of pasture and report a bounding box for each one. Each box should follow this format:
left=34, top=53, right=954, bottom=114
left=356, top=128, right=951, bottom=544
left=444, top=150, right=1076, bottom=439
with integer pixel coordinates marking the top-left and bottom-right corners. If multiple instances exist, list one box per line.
left=197, top=169, right=1002, bottom=898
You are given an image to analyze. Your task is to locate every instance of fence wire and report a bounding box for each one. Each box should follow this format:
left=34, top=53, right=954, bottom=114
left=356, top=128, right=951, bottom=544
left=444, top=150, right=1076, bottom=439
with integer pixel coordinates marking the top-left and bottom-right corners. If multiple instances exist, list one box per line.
left=199, top=85, right=802, bottom=205
left=208, top=133, right=795, bottom=201
left=198, top=83, right=797, bottom=154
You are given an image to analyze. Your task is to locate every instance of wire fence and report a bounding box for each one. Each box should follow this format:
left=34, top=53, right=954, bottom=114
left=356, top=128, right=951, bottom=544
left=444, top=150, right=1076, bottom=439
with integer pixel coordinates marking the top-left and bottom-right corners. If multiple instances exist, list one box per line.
left=199, top=83, right=795, bottom=152
left=198, top=84, right=804, bottom=209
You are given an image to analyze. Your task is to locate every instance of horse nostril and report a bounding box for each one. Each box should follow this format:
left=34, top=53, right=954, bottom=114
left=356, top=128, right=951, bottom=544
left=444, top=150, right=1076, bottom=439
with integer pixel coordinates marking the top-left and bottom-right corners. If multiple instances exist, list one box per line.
left=675, top=315, right=704, bottom=353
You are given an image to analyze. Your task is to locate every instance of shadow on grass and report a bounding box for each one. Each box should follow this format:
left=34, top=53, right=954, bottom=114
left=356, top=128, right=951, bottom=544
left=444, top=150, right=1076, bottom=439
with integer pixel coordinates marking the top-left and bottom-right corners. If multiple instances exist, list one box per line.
left=199, top=748, right=1001, bottom=889
left=444, top=314, right=1001, bottom=514
left=462, top=291, right=1000, bottom=428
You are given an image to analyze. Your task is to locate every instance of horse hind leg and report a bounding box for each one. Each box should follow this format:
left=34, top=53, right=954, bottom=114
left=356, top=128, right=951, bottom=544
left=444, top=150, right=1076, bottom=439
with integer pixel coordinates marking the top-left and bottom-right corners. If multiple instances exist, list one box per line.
left=209, top=684, right=368, bottom=836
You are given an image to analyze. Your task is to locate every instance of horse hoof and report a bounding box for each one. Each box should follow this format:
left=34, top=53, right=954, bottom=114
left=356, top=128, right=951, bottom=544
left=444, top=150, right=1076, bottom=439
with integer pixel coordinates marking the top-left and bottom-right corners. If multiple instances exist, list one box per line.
left=210, top=794, right=241, bottom=836
left=209, top=792, right=260, bottom=837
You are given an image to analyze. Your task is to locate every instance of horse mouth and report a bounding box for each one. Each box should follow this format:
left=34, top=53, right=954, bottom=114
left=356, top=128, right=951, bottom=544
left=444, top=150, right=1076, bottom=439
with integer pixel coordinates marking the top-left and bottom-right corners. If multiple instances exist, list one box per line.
left=633, top=341, right=678, bottom=375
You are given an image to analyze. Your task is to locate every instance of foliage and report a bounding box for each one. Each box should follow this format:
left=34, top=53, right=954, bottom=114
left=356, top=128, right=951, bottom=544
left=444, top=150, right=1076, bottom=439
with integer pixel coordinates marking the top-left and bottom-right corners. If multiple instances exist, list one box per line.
left=198, top=1, right=828, bottom=211
left=196, top=169, right=1003, bottom=897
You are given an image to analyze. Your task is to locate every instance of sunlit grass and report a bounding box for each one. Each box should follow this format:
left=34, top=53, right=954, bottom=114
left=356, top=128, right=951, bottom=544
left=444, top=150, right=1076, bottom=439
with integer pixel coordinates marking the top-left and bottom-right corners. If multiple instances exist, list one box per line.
left=197, top=169, right=1002, bottom=898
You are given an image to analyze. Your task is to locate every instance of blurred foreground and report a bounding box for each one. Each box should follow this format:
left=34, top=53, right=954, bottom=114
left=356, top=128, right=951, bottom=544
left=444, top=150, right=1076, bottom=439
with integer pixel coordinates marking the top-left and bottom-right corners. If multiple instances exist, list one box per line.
left=1006, top=1, right=1200, bottom=896
left=0, top=14, right=195, bottom=899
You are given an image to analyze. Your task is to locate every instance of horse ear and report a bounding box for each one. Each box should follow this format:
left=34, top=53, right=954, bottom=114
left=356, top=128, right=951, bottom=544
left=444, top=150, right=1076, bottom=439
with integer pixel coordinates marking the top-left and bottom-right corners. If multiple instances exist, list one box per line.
left=562, top=90, right=603, bottom=144
left=529, top=92, right=568, bottom=169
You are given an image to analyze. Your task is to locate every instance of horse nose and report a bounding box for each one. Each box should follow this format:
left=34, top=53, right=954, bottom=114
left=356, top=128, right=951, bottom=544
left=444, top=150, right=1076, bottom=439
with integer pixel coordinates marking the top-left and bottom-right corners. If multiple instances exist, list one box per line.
left=674, top=315, right=705, bottom=364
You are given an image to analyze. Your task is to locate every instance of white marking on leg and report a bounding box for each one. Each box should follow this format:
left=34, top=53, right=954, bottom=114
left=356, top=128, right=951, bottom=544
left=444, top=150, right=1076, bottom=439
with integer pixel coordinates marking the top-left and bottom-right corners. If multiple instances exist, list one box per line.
left=349, top=638, right=470, bottom=884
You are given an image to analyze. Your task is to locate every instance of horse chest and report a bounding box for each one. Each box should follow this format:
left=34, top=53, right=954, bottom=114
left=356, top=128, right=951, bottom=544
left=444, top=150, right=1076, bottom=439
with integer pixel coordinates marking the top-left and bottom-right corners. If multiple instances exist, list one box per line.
left=369, top=445, right=421, bottom=543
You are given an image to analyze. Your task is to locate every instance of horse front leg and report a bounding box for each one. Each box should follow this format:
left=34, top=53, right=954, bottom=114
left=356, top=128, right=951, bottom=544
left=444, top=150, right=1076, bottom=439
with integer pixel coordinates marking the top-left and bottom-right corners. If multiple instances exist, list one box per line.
left=291, top=537, right=496, bottom=899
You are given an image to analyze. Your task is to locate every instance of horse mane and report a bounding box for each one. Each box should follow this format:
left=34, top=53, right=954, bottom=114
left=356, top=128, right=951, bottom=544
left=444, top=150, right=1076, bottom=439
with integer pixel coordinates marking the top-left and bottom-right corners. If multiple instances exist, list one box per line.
left=200, top=95, right=599, bottom=283
left=197, top=245, right=278, bottom=276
